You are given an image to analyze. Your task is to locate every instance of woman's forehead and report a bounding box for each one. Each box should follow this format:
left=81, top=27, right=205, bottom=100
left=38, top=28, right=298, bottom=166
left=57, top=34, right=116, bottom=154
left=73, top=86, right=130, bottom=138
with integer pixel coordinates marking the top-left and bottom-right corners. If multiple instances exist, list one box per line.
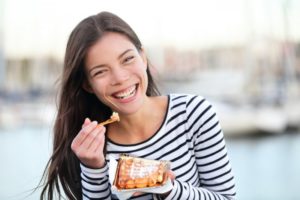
left=85, top=32, right=137, bottom=68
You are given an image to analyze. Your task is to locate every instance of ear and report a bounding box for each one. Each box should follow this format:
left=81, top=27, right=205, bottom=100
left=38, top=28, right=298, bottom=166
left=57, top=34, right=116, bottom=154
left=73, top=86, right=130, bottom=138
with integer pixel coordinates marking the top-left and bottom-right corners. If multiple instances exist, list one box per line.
left=82, top=80, right=94, bottom=93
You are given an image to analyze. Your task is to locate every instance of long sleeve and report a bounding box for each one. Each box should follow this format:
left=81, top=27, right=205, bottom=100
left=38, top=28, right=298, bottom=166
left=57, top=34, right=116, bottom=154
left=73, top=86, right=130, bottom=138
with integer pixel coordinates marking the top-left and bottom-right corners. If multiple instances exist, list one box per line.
left=79, top=94, right=236, bottom=200
left=80, top=163, right=112, bottom=199
left=163, top=95, right=236, bottom=199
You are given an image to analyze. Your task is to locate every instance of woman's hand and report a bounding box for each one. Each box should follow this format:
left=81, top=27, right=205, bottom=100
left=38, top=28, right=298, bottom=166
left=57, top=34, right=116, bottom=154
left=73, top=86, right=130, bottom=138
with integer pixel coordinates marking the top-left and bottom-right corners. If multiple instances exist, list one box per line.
left=166, top=170, right=176, bottom=183
left=71, top=118, right=106, bottom=168
left=158, top=170, right=176, bottom=199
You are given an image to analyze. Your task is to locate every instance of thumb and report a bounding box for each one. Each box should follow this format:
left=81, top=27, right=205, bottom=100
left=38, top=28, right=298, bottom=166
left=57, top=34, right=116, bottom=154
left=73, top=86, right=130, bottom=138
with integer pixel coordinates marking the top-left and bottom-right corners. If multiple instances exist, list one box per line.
left=167, top=170, right=176, bottom=182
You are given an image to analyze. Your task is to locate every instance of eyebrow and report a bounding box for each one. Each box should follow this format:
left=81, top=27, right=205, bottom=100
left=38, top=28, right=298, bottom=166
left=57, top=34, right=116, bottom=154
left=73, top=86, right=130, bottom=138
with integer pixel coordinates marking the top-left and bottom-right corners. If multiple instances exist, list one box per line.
left=88, top=49, right=134, bottom=74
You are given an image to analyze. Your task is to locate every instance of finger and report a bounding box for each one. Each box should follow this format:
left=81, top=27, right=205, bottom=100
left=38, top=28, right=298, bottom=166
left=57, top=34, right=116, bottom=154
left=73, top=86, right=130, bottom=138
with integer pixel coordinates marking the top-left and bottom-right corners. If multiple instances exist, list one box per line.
left=73, top=128, right=101, bottom=158
left=89, top=126, right=106, bottom=152
left=78, top=118, right=93, bottom=143
left=167, top=170, right=176, bottom=181
left=82, top=118, right=91, bottom=128
left=132, top=192, right=143, bottom=197
left=79, top=124, right=103, bottom=151
left=71, top=121, right=97, bottom=151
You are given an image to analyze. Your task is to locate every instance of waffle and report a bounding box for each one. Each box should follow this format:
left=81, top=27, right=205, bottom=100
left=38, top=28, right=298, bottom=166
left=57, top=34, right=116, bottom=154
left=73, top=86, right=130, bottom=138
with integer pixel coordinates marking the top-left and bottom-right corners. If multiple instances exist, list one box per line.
left=115, top=156, right=168, bottom=189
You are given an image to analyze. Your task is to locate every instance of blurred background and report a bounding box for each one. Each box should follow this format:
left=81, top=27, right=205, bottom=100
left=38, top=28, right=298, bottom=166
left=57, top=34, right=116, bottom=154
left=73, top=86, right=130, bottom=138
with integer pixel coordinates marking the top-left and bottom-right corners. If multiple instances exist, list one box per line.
left=1, top=0, right=300, bottom=199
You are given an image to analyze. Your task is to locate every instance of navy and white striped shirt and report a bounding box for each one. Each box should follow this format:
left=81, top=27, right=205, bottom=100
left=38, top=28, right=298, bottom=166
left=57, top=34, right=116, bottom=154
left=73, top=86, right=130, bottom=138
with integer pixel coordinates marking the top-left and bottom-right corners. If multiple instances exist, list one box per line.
left=80, top=94, right=236, bottom=199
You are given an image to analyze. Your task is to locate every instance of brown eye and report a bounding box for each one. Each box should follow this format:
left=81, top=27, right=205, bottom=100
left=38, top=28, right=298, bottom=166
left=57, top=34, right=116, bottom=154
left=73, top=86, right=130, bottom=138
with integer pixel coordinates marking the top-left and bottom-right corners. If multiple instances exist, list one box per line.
left=124, top=56, right=134, bottom=63
left=93, top=69, right=107, bottom=77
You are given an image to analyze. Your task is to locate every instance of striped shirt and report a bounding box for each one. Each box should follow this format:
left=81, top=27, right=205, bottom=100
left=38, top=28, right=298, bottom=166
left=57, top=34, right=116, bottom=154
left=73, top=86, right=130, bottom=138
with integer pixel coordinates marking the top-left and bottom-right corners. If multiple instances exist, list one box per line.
left=80, top=94, right=236, bottom=199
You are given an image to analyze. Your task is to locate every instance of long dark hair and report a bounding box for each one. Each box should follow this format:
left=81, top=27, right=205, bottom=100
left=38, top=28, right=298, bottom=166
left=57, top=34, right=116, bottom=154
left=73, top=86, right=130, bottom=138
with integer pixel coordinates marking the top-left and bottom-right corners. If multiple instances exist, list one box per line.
left=40, top=11, right=160, bottom=200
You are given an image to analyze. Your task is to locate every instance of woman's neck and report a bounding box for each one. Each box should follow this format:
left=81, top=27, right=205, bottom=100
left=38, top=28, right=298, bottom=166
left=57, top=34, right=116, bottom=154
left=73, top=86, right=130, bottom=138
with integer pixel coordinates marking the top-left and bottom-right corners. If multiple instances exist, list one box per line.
left=107, top=95, right=167, bottom=144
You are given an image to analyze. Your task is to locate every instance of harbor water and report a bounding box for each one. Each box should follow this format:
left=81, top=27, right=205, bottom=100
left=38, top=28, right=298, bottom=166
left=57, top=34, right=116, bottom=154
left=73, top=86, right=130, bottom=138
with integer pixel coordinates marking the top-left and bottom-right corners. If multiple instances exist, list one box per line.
left=0, top=125, right=300, bottom=200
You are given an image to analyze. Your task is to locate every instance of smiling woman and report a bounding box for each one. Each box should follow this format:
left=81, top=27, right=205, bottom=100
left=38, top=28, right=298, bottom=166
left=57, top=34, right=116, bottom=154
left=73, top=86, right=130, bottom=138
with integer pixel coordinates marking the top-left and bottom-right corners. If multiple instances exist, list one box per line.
left=83, top=32, right=149, bottom=114
left=39, top=11, right=236, bottom=200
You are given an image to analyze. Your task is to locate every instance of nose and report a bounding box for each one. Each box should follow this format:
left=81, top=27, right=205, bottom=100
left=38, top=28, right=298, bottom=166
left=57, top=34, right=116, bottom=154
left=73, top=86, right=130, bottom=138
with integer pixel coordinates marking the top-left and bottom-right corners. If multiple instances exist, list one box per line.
left=110, top=67, right=130, bottom=85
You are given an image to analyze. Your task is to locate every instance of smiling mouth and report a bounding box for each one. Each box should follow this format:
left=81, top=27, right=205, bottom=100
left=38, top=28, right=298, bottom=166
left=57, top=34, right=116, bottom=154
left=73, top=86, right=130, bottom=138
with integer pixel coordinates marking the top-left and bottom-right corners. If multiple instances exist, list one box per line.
left=113, top=84, right=137, bottom=99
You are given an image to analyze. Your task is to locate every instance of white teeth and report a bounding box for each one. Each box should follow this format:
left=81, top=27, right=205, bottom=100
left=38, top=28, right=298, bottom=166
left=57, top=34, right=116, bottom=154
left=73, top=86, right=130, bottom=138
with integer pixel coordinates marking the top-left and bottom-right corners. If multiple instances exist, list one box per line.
left=114, top=85, right=136, bottom=99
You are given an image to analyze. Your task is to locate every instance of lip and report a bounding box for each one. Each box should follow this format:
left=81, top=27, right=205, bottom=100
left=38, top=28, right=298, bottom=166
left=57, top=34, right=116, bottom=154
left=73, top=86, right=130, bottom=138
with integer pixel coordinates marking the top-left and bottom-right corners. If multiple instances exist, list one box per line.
left=111, top=84, right=139, bottom=103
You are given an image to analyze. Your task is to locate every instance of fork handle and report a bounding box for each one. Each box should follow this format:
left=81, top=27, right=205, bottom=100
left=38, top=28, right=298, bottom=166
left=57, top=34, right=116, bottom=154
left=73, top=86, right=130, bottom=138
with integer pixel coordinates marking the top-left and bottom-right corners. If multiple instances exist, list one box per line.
left=98, top=119, right=115, bottom=127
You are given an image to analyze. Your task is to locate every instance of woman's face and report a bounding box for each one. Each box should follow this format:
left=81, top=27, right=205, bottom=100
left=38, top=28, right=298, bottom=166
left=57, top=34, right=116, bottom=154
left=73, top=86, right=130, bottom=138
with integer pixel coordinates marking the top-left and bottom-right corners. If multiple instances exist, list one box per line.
left=84, top=32, right=148, bottom=115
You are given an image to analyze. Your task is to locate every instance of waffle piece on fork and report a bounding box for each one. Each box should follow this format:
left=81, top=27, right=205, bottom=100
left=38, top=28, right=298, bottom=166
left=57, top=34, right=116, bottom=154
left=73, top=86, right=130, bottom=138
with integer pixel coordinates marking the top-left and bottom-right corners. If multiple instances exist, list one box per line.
left=98, top=112, right=120, bottom=127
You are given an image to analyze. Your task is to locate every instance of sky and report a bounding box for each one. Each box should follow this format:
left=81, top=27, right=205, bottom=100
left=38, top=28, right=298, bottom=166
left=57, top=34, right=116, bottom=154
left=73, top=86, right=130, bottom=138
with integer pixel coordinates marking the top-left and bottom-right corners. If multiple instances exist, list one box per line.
left=1, top=0, right=300, bottom=59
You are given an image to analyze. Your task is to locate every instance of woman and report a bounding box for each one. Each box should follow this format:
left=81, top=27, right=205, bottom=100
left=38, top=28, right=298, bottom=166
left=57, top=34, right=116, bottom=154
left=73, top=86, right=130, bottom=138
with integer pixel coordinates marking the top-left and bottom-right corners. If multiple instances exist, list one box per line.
left=40, top=11, right=236, bottom=200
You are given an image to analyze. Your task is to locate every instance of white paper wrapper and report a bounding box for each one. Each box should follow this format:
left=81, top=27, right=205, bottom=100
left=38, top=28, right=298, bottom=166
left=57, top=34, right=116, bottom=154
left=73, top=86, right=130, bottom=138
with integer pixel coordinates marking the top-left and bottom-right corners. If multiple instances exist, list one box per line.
left=109, top=156, right=173, bottom=200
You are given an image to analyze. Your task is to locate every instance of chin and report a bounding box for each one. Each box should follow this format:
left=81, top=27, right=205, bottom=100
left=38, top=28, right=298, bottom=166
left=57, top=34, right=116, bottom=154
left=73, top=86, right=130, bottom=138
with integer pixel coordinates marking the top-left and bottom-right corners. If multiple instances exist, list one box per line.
left=118, top=98, right=145, bottom=115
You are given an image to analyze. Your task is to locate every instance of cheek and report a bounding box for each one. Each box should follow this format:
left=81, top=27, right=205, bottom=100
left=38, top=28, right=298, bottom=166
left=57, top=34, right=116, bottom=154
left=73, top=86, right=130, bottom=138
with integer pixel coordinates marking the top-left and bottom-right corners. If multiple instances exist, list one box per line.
left=90, top=79, right=108, bottom=97
left=135, top=60, right=147, bottom=77
left=139, top=68, right=148, bottom=91
left=95, top=87, right=113, bottom=107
